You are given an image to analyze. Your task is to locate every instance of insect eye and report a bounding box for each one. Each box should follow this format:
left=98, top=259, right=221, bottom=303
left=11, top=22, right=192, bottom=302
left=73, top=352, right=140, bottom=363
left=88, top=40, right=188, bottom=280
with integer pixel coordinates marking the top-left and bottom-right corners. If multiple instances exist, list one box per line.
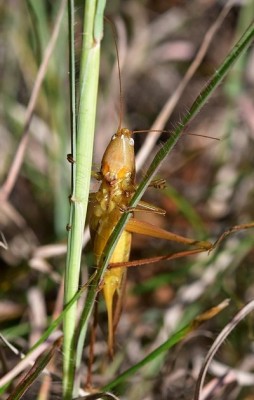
left=111, top=134, right=117, bottom=140
left=129, top=138, right=134, bottom=146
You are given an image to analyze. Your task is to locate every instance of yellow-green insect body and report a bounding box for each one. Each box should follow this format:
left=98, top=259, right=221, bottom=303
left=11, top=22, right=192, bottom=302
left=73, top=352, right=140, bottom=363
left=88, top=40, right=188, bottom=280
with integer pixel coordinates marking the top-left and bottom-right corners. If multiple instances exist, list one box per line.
left=89, top=127, right=136, bottom=355
left=89, top=127, right=213, bottom=356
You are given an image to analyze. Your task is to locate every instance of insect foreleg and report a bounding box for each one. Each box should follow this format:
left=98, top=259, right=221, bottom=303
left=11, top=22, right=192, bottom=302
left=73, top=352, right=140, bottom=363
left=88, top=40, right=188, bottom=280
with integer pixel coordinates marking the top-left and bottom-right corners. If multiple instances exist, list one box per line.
left=148, top=178, right=166, bottom=189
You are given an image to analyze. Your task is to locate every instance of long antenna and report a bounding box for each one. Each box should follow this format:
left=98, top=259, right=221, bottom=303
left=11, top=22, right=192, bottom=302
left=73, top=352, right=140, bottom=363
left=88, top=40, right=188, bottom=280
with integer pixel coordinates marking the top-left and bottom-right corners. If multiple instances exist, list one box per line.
left=105, top=17, right=123, bottom=131
left=132, top=129, right=219, bottom=141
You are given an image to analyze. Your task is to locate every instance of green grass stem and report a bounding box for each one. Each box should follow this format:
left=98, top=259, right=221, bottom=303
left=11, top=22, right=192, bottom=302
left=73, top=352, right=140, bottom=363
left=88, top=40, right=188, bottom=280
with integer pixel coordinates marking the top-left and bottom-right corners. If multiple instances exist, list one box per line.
left=63, top=1, right=106, bottom=398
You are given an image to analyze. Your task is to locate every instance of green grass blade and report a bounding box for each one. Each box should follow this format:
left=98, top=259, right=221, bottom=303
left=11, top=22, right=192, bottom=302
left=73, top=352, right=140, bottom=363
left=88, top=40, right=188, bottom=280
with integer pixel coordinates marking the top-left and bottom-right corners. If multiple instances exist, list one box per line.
left=103, top=300, right=229, bottom=391
left=76, top=23, right=254, bottom=365
left=102, top=325, right=190, bottom=391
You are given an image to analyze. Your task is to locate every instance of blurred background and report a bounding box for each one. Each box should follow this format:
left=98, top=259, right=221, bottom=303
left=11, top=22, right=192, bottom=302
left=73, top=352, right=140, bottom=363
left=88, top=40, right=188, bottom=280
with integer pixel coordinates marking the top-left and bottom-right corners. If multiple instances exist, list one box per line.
left=1, top=0, right=254, bottom=399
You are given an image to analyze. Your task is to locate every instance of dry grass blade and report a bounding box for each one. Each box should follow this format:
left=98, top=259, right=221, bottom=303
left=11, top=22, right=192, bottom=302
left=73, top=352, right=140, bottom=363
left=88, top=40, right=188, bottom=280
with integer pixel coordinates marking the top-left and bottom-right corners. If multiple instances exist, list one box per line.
left=0, top=0, right=67, bottom=202
left=0, top=334, right=25, bottom=358
left=31, top=226, right=91, bottom=260
left=27, top=288, right=47, bottom=346
left=0, top=231, right=8, bottom=250
left=136, top=0, right=235, bottom=171
left=0, top=331, right=62, bottom=388
left=209, top=359, right=254, bottom=386
left=6, top=336, right=62, bottom=400
left=153, top=237, right=246, bottom=346
left=194, top=300, right=254, bottom=400
left=211, top=221, right=254, bottom=250
left=191, top=299, right=230, bottom=328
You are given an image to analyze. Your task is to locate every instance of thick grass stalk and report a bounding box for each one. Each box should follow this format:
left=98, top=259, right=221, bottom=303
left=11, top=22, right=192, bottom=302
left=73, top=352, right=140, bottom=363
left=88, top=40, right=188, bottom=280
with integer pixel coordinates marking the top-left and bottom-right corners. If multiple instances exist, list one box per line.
left=63, top=1, right=106, bottom=398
